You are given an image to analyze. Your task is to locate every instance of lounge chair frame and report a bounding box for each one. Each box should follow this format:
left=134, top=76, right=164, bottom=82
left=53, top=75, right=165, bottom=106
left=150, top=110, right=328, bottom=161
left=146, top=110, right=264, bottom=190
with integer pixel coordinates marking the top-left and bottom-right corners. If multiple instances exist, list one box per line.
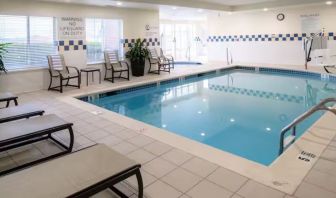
left=104, top=51, right=130, bottom=83
left=324, top=65, right=336, bottom=73
left=69, top=164, right=143, bottom=198
left=148, top=48, right=171, bottom=75
left=47, top=55, right=81, bottom=93
left=0, top=107, right=44, bottom=123
left=0, top=93, right=18, bottom=108
left=0, top=115, right=74, bottom=176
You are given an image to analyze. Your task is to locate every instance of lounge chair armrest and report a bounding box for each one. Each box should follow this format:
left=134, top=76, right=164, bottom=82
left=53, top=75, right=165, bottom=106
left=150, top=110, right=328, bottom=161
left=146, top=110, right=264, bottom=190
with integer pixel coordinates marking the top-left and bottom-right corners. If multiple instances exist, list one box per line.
left=120, top=61, right=130, bottom=69
left=66, top=66, right=80, bottom=75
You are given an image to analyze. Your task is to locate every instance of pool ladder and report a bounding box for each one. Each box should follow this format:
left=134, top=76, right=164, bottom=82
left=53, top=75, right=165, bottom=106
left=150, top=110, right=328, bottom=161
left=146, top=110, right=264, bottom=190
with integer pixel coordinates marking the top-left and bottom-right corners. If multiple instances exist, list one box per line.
left=279, top=98, right=336, bottom=155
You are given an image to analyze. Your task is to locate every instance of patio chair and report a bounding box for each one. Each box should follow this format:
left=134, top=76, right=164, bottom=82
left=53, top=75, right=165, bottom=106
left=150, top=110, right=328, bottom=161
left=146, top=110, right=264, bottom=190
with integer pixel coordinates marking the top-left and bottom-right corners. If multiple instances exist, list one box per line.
left=0, top=104, right=44, bottom=123
left=104, top=50, right=130, bottom=83
left=148, top=48, right=171, bottom=75
left=0, top=92, right=18, bottom=108
left=160, top=48, right=175, bottom=69
left=47, top=55, right=81, bottom=93
left=0, top=114, right=74, bottom=176
left=0, top=144, right=143, bottom=198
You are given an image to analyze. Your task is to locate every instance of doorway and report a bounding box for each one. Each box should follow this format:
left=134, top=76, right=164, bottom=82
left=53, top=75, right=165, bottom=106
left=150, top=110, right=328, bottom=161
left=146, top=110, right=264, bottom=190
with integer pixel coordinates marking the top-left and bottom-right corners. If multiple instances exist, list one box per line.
left=160, top=22, right=207, bottom=63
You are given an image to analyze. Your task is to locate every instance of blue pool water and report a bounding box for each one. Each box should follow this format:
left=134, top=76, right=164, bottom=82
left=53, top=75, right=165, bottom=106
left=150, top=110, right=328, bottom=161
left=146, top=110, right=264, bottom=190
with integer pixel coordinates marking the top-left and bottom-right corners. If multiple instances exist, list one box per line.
left=80, top=69, right=336, bottom=165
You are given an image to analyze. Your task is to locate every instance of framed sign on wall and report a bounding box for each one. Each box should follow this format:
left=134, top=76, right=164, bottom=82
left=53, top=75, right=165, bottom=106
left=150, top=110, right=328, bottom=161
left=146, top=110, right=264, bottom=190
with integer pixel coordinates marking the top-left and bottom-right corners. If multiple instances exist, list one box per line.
left=58, top=17, right=85, bottom=40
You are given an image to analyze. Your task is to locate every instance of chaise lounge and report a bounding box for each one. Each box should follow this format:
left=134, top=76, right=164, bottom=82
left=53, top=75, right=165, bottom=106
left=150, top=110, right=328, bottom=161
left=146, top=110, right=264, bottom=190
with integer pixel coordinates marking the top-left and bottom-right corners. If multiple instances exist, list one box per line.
left=0, top=114, right=74, bottom=176
left=0, top=92, right=18, bottom=108
left=0, top=104, right=44, bottom=123
left=0, top=144, right=143, bottom=198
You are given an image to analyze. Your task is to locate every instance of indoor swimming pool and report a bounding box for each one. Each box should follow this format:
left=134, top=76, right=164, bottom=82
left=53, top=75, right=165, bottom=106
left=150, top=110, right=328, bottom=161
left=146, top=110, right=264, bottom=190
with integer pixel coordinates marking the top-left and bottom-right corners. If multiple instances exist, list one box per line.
left=79, top=67, right=336, bottom=165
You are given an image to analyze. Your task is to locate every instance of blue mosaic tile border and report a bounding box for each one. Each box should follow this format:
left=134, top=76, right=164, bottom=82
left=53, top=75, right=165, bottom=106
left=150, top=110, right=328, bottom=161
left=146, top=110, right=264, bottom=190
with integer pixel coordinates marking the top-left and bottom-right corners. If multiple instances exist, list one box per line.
left=209, top=84, right=304, bottom=104
left=235, top=66, right=255, bottom=71
left=122, top=38, right=160, bottom=48
left=208, top=32, right=336, bottom=43
left=160, top=78, right=180, bottom=86
left=198, top=70, right=217, bottom=77
left=184, top=74, right=199, bottom=81
left=79, top=65, right=336, bottom=103
left=57, top=40, right=86, bottom=51
left=258, top=67, right=321, bottom=78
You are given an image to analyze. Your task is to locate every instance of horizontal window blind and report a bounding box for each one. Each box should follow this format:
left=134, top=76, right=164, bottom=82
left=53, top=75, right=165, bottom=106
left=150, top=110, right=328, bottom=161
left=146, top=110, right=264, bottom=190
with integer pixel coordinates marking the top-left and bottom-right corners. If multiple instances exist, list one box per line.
left=86, top=18, right=123, bottom=63
left=0, top=15, right=56, bottom=70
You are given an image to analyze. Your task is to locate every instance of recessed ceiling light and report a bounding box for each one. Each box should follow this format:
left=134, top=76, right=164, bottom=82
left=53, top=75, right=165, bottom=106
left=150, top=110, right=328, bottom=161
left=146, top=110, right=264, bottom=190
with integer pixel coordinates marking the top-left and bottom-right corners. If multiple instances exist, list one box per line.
left=263, top=8, right=269, bottom=11
left=197, top=111, right=202, bottom=114
left=198, top=9, right=203, bottom=13
left=326, top=1, right=333, bottom=5
left=172, top=7, right=177, bottom=10
left=200, top=132, right=206, bottom=136
left=162, top=124, right=167, bottom=128
left=116, top=1, right=122, bottom=6
left=173, top=105, right=178, bottom=108
left=266, top=127, right=271, bottom=131
left=230, top=118, right=235, bottom=122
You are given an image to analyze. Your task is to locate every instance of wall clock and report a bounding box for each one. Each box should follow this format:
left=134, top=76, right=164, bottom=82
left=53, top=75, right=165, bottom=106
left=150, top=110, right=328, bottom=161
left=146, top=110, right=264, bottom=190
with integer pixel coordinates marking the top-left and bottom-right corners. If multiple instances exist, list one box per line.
left=277, top=13, right=285, bottom=21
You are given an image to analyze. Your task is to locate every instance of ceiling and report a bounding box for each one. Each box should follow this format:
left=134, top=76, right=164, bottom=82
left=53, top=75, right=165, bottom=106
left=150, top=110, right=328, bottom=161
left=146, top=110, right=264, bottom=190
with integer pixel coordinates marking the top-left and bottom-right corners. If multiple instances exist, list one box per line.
left=37, top=0, right=332, bottom=11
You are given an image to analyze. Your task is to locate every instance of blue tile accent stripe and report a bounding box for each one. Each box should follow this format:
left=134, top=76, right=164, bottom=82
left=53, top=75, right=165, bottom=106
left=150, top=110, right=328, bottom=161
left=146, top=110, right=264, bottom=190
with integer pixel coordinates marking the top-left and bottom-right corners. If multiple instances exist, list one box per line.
left=258, top=67, right=321, bottom=78
left=122, top=38, right=160, bottom=48
left=209, top=84, right=304, bottom=104
left=207, top=32, right=336, bottom=42
left=78, top=65, right=336, bottom=103
left=160, top=78, right=180, bottom=86
left=57, top=40, right=86, bottom=51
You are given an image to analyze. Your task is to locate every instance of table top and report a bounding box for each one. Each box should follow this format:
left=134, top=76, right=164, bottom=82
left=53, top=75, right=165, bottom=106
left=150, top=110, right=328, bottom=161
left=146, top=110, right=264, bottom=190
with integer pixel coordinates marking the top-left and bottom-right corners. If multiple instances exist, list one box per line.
left=80, top=67, right=101, bottom=72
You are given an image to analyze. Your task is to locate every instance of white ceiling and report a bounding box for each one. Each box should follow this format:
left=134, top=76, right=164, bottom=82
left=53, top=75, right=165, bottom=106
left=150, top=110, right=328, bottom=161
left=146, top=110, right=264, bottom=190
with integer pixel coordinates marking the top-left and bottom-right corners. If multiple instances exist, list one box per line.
left=37, top=0, right=331, bottom=11
left=194, top=0, right=277, bottom=6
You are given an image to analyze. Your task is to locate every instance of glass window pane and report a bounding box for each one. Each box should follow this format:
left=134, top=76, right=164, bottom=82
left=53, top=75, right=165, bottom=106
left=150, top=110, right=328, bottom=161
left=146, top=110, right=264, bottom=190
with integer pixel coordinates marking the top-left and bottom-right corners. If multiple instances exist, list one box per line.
left=86, top=18, right=123, bottom=63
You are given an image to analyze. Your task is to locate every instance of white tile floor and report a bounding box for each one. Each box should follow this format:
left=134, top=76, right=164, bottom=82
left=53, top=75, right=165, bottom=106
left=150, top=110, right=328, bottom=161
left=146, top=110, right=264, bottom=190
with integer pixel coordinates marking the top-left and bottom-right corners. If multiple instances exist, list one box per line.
left=1, top=64, right=336, bottom=198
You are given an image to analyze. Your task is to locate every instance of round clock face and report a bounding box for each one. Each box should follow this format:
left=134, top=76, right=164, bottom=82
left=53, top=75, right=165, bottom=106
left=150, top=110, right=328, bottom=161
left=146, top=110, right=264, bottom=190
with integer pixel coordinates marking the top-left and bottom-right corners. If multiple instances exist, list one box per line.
left=277, top=13, right=285, bottom=21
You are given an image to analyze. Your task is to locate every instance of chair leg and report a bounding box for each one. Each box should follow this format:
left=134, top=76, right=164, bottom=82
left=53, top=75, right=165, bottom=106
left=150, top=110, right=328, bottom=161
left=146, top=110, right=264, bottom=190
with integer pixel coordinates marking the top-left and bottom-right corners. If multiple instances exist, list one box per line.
left=78, top=76, right=81, bottom=89
left=14, top=99, right=18, bottom=106
left=60, top=77, right=63, bottom=93
left=48, top=76, right=53, bottom=91
left=112, top=71, right=114, bottom=83
left=5, top=101, right=10, bottom=108
left=127, top=69, right=130, bottom=80
left=136, top=169, right=143, bottom=198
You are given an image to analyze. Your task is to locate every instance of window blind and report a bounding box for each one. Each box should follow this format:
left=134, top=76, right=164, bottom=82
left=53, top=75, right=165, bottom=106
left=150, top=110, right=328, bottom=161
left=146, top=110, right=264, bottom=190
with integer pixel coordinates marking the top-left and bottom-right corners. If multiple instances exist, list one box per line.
left=0, top=15, right=56, bottom=70
left=86, top=18, right=123, bottom=63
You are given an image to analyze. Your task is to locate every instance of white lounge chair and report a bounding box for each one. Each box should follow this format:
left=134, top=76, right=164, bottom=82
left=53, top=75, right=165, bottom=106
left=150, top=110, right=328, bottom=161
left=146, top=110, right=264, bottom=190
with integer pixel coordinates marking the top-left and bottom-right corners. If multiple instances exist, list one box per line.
left=0, top=144, right=143, bottom=198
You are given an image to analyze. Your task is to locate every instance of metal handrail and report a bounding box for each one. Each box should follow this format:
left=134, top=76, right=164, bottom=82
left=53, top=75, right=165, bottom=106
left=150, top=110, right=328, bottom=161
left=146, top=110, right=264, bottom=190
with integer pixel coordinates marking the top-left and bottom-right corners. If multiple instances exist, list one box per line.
left=279, top=98, right=336, bottom=155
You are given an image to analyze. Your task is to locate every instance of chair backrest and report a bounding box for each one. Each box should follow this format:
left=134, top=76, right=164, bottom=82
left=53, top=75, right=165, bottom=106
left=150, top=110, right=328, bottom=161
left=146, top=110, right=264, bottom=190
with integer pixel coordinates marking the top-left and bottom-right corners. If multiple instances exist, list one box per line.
left=47, top=55, right=66, bottom=71
left=105, top=51, right=120, bottom=64
left=160, top=48, right=164, bottom=57
left=149, top=48, right=159, bottom=59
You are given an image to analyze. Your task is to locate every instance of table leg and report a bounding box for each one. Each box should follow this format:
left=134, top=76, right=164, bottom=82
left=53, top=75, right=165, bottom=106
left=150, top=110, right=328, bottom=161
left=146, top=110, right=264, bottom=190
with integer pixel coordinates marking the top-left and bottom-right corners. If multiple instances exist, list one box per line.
left=86, top=72, right=89, bottom=86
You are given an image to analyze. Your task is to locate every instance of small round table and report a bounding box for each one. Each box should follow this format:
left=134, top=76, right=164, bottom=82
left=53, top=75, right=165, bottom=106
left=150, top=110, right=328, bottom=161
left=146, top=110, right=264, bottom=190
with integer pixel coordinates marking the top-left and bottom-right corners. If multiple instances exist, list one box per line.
left=80, top=67, right=101, bottom=86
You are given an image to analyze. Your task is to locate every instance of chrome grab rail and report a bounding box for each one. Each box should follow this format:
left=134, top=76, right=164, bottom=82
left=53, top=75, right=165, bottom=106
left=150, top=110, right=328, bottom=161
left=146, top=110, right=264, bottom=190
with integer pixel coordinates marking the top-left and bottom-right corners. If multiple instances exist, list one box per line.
left=279, top=98, right=336, bottom=155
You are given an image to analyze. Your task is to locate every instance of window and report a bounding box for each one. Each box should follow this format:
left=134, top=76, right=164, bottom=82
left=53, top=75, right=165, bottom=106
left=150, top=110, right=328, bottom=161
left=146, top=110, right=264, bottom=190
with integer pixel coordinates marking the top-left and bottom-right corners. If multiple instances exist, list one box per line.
left=0, top=15, right=56, bottom=70
left=86, top=18, right=123, bottom=63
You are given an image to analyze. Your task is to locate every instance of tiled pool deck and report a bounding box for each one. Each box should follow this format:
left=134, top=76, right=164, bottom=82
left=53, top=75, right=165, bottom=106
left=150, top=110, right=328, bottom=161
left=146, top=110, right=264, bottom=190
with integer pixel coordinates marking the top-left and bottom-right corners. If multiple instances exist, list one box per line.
left=1, top=63, right=336, bottom=198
